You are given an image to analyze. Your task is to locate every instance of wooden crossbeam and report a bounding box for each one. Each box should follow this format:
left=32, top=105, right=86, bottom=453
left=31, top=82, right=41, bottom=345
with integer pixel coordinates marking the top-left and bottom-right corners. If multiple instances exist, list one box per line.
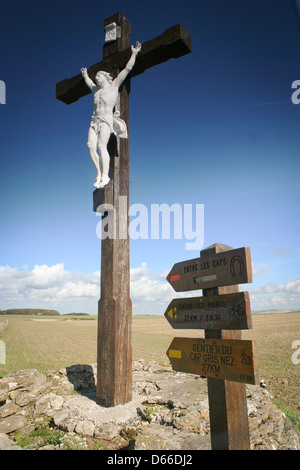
left=56, top=24, right=191, bottom=105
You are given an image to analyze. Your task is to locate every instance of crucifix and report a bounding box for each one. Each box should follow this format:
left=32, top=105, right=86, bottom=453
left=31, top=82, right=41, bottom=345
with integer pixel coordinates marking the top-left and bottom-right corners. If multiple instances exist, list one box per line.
left=56, top=12, right=191, bottom=407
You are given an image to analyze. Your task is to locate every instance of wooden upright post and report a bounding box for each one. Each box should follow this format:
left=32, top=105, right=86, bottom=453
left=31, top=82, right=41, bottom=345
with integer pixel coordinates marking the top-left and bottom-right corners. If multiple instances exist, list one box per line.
left=93, top=14, right=192, bottom=407
left=201, top=243, right=250, bottom=450
left=96, top=13, right=132, bottom=407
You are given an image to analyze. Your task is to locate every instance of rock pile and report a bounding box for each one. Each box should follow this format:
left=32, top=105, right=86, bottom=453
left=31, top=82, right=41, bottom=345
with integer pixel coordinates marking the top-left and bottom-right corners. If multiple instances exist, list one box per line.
left=0, top=360, right=299, bottom=450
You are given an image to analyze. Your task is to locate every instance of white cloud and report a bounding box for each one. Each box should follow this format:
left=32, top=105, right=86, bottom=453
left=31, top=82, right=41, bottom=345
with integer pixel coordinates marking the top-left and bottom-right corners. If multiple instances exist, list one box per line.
left=252, top=263, right=268, bottom=276
left=272, top=246, right=292, bottom=256
left=278, top=276, right=300, bottom=294
left=249, top=274, right=300, bottom=311
left=130, top=262, right=149, bottom=281
left=0, top=263, right=100, bottom=313
left=253, top=275, right=300, bottom=295
left=25, top=263, right=68, bottom=289
left=253, top=285, right=276, bottom=294
left=130, top=262, right=173, bottom=304
left=271, top=295, right=286, bottom=305
left=248, top=292, right=271, bottom=310
left=56, top=280, right=99, bottom=298
left=0, top=261, right=174, bottom=315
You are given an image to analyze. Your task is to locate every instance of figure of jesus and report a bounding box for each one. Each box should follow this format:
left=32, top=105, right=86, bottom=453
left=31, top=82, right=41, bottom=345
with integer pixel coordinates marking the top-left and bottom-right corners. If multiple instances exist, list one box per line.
left=81, top=41, right=142, bottom=189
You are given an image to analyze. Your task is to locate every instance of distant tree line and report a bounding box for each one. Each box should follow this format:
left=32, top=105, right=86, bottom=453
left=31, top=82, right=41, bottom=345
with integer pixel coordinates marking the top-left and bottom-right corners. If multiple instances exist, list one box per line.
left=64, top=313, right=90, bottom=316
left=0, top=309, right=60, bottom=316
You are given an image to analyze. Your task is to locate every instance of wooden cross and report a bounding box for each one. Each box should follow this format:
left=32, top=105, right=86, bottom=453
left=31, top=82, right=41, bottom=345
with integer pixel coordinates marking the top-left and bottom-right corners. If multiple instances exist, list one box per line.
left=56, top=12, right=191, bottom=407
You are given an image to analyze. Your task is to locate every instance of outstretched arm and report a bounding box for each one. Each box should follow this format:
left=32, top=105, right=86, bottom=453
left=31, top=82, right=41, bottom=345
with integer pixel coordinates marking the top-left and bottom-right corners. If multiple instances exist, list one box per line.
left=113, top=42, right=142, bottom=88
left=81, top=67, right=98, bottom=92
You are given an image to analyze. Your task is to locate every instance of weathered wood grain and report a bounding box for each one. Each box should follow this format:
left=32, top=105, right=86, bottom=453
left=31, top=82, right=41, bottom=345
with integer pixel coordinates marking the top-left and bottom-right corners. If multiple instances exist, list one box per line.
left=167, top=246, right=252, bottom=291
left=56, top=23, right=191, bottom=104
left=167, top=337, right=259, bottom=385
left=164, top=291, right=252, bottom=330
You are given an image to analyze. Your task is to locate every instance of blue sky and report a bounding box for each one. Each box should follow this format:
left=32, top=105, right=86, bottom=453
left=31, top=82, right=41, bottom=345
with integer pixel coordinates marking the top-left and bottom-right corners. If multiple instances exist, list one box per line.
left=0, top=0, right=300, bottom=315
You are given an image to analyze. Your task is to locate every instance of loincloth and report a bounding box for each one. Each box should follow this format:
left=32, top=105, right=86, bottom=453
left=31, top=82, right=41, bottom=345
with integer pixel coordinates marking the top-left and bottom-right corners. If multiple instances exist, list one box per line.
left=90, top=111, right=128, bottom=139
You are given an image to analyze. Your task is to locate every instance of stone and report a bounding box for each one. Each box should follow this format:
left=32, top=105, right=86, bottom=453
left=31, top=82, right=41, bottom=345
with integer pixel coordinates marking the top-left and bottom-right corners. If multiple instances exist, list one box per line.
left=0, top=383, right=9, bottom=402
left=134, top=423, right=211, bottom=451
left=263, top=437, right=278, bottom=450
left=0, top=414, right=27, bottom=434
left=15, top=391, right=37, bottom=407
left=49, top=394, right=64, bottom=411
left=258, top=403, right=269, bottom=422
left=268, top=406, right=284, bottom=423
left=74, top=420, right=95, bottom=437
left=61, top=419, right=76, bottom=433
left=34, top=393, right=64, bottom=417
left=52, top=409, right=69, bottom=427
left=259, top=421, right=274, bottom=436
left=53, top=410, right=77, bottom=433
left=94, top=423, right=120, bottom=440
left=250, top=428, right=263, bottom=448
left=282, top=430, right=300, bottom=450
left=0, top=401, right=21, bottom=418
left=134, top=424, right=182, bottom=450
left=178, top=432, right=211, bottom=450
left=0, top=433, right=22, bottom=450
left=34, top=395, right=51, bottom=416
left=1, top=370, right=37, bottom=391
left=53, top=376, right=74, bottom=394
left=173, top=407, right=208, bottom=435
left=132, top=360, right=144, bottom=371
left=8, top=390, right=19, bottom=400
left=135, top=381, right=160, bottom=395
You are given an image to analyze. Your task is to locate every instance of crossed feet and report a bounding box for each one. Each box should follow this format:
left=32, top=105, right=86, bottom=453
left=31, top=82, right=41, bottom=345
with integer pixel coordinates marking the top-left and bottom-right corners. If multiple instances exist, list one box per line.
left=93, top=175, right=110, bottom=189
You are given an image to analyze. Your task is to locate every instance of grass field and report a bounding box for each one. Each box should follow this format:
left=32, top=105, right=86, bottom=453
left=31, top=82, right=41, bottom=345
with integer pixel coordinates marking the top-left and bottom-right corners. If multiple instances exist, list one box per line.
left=0, top=312, right=299, bottom=429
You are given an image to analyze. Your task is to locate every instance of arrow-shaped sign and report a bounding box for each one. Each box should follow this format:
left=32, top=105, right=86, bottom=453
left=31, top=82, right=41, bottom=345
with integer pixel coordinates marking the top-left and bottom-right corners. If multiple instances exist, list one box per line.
left=164, top=291, right=251, bottom=330
left=166, top=247, right=252, bottom=292
left=167, top=337, right=259, bottom=385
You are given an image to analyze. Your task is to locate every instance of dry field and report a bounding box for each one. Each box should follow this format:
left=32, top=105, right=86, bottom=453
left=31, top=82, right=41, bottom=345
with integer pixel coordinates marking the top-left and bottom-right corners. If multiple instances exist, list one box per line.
left=0, top=312, right=299, bottom=419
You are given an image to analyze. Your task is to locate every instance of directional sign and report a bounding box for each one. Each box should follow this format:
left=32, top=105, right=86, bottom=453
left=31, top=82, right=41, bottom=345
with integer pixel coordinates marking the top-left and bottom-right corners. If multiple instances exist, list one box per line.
left=166, top=247, right=252, bottom=292
left=167, top=337, right=259, bottom=385
left=164, top=292, right=251, bottom=330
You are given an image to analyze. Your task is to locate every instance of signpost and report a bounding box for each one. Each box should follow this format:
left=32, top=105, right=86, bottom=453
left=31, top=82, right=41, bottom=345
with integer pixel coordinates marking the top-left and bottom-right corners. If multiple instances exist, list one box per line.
left=167, top=247, right=252, bottom=291
left=165, top=243, right=259, bottom=450
left=167, top=337, right=259, bottom=384
left=164, top=291, right=251, bottom=330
